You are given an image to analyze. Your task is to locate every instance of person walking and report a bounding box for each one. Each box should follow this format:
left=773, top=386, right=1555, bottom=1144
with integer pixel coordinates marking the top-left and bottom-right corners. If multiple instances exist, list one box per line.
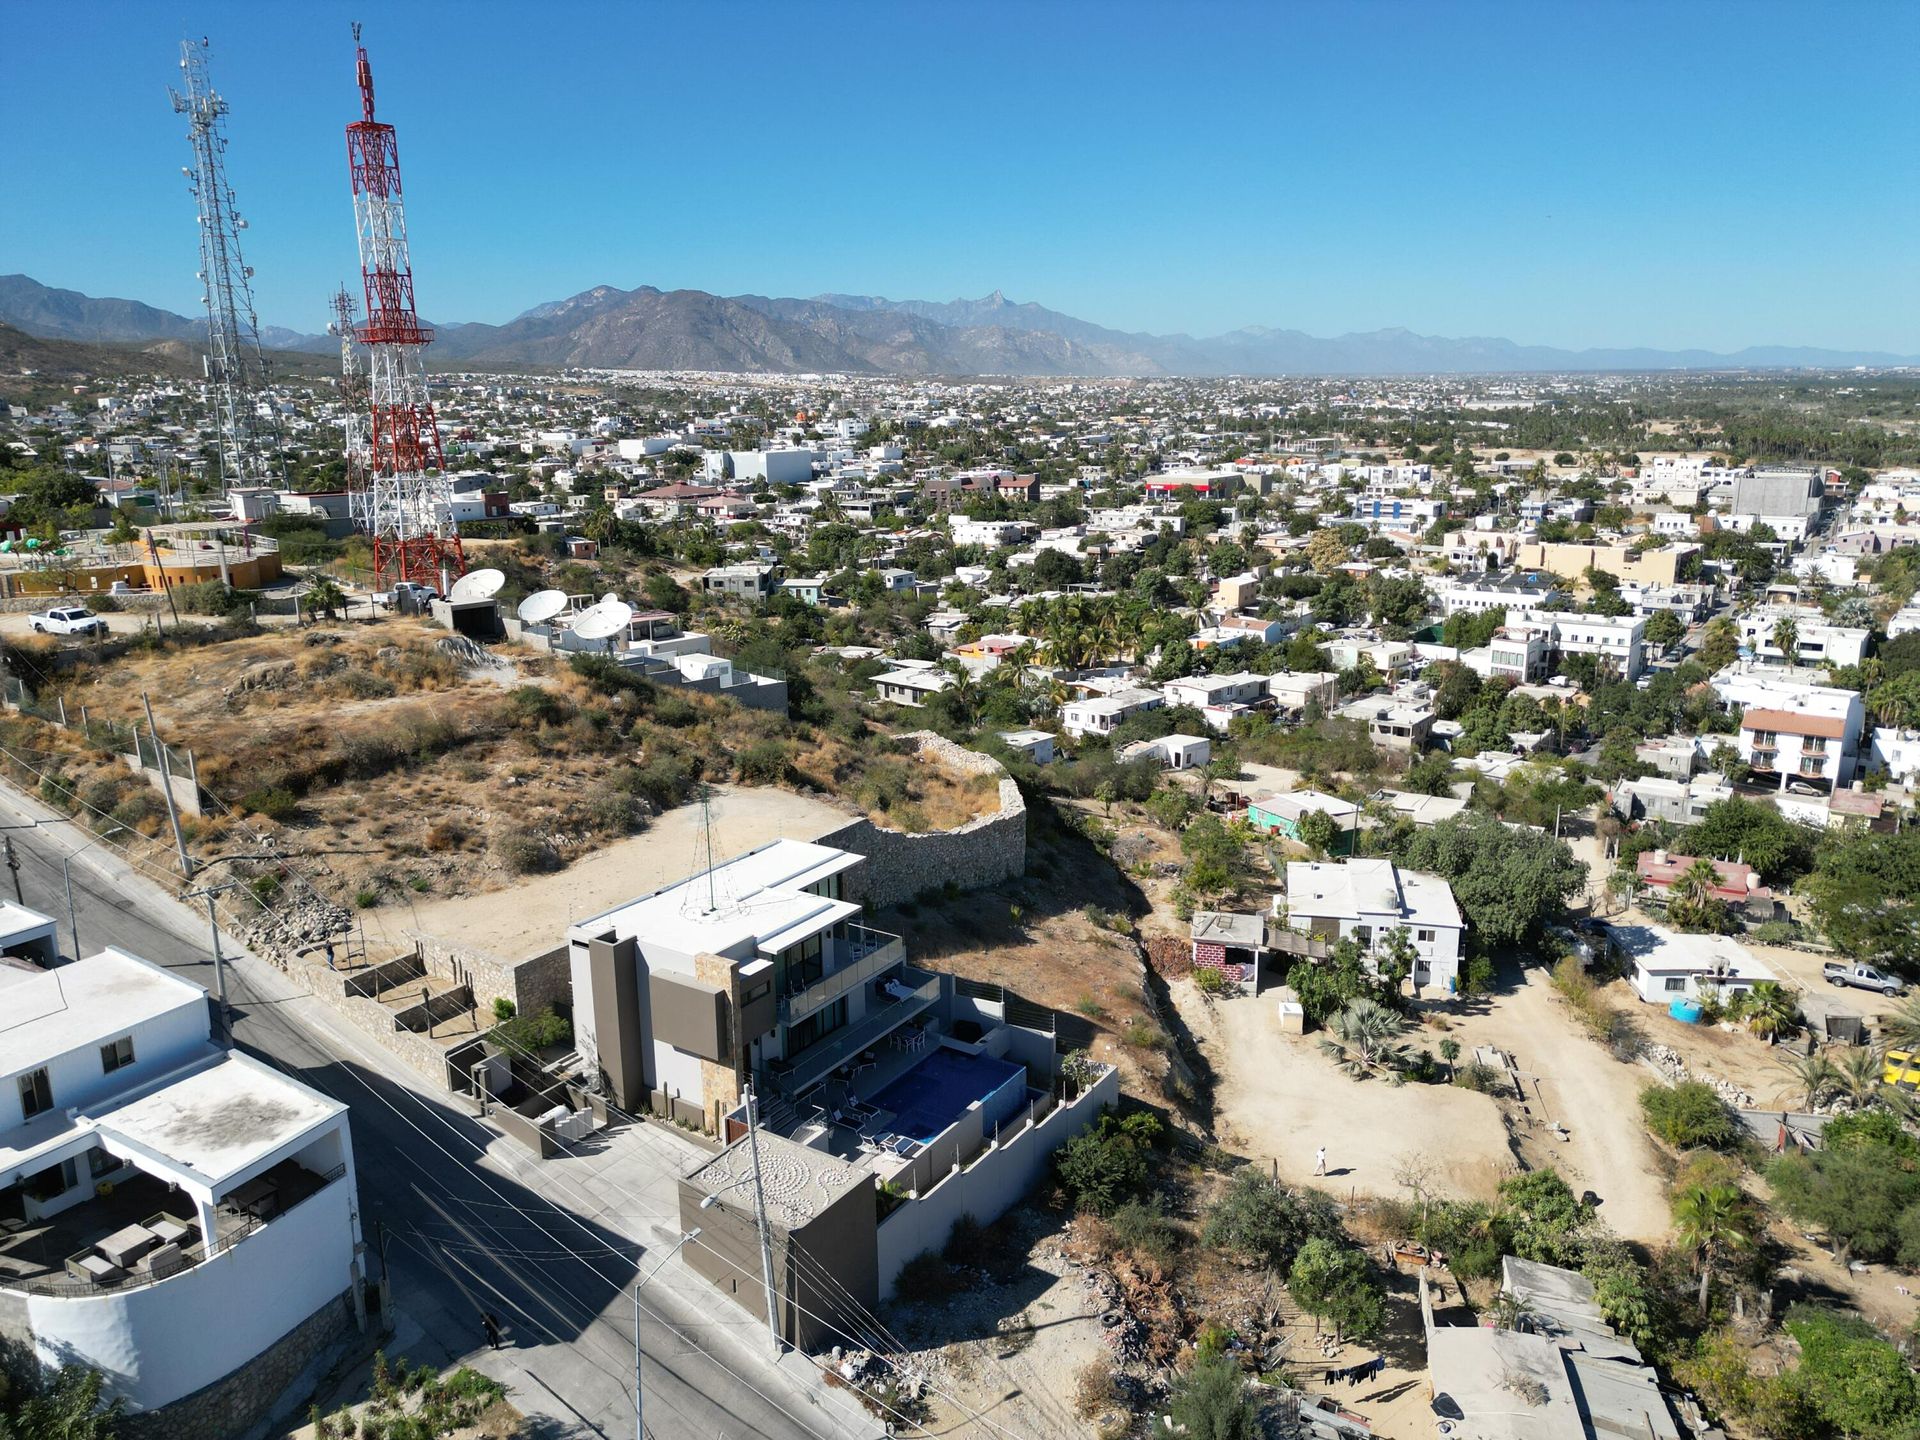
left=323, top=938, right=337, bottom=971
left=481, top=1312, right=502, bottom=1349
left=1314, top=1145, right=1328, bottom=1176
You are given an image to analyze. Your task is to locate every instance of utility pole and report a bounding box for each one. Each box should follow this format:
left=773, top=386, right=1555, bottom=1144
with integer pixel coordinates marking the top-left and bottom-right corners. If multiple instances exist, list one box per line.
left=62, top=858, right=79, bottom=961
left=142, top=691, right=194, bottom=880
left=743, top=1085, right=783, bottom=1355
left=181, top=879, right=242, bottom=1015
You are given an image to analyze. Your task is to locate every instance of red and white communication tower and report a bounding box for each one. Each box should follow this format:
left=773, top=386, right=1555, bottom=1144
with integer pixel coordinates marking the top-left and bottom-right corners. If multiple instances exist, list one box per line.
left=343, top=22, right=462, bottom=587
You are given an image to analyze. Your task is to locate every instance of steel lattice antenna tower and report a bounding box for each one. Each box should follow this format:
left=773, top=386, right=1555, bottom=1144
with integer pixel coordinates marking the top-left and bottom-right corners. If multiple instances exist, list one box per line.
left=344, top=22, right=463, bottom=588
left=170, top=36, right=276, bottom=494
left=326, top=285, right=369, bottom=483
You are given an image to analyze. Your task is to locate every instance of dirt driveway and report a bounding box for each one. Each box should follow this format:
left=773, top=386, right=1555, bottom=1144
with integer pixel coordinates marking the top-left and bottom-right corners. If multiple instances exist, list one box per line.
left=361, top=784, right=851, bottom=960
left=1442, top=961, right=1671, bottom=1242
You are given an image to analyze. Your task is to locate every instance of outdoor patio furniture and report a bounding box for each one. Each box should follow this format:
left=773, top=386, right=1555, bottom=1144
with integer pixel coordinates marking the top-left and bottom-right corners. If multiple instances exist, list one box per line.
left=228, top=1175, right=280, bottom=1219
left=97, top=1223, right=157, bottom=1269
left=68, top=1253, right=123, bottom=1284
left=146, top=1215, right=193, bottom=1247
left=137, top=1241, right=184, bottom=1277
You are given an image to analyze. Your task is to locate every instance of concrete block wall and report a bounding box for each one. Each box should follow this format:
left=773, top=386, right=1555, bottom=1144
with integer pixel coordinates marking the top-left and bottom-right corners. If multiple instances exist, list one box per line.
left=818, top=732, right=1027, bottom=909
left=411, top=932, right=571, bottom=1022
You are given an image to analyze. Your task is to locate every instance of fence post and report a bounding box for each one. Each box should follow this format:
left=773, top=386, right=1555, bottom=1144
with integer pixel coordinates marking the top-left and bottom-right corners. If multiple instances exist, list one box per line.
left=80, top=705, right=88, bottom=733
left=56, top=697, right=66, bottom=727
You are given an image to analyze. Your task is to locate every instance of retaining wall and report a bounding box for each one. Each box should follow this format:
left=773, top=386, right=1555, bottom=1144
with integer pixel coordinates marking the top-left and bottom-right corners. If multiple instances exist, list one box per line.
left=817, top=732, right=1027, bottom=909
left=410, top=933, right=571, bottom=1021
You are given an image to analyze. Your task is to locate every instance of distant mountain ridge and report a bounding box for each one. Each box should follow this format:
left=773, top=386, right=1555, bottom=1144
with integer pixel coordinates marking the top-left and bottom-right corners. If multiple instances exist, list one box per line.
left=3, top=273, right=1913, bottom=377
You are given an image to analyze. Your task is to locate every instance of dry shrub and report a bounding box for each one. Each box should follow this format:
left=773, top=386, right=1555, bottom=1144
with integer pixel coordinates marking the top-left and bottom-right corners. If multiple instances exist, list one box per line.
left=424, top=819, right=468, bottom=852
left=1074, top=1361, right=1120, bottom=1419
left=493, top=825, right=559, bottom=875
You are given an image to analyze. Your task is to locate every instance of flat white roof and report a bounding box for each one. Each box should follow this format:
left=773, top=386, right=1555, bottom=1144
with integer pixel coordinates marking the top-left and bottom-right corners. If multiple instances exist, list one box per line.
left=92, top=1051, right=343, bottom=1190
left=1286, top=858, right=1462, bottom=929
left=0, top=902, right=57, bottom=949
left=0, top=948, right=206, bottom=1079
left=569, top=839, right=864, bottom=961
left=1609, top=924, right=1773, bottom=980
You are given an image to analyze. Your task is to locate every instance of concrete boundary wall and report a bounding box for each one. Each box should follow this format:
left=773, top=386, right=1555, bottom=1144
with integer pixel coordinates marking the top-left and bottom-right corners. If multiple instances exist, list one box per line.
left=817, top=732, right=1027, bottom=909
left=874, top=1064, right=1118, bottom=1298
left=410, top=932, right=572, bottom=1021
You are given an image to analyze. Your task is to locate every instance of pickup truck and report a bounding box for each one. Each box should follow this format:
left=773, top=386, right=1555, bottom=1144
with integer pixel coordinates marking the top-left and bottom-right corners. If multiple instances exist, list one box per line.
left=377, top=582, right=439, bottom=609
left=28, top=606, right=108, bottom=638
left=1824, top=961, right=1907, bottom=996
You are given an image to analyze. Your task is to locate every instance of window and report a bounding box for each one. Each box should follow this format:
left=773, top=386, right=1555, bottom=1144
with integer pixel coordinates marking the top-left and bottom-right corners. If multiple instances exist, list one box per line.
left=1417, top=929, right=1436, bottom=944
left=1353, top=925, right=1374, bottom=948
left=18, top=1067, right=51, bottom=1119
left=100, top=1036, right=134, bottom=1074
left=1663, top=977, right=1687, bottom=993
left=88, top=1148, right=119, bottom=1179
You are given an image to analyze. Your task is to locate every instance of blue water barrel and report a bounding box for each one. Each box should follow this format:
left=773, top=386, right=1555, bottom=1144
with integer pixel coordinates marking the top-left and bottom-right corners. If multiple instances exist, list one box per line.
left=1669, top=998, right=1703, bottom=1024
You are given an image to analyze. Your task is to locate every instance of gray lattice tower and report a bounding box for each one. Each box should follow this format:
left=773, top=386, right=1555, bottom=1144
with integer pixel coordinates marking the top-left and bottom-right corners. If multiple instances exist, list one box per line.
left=170, top=36, right=276, bottom=493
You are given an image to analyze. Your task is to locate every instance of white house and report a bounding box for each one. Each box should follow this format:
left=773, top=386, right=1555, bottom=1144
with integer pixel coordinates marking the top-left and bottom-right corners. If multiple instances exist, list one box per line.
left=1062, top=687, right=1164, bottom=739
left=1161, top=672, right=1268, bottom=712
left=1610, top=924, right=1776, bottom=1006
left=0, top=911, right=361, bottom=1420
left=996, top=729, right=1056, bottom=765
left=1871, top=728, right=1920, bottom=791
left=1505, top=608, right=1648, bottom=681
left=1267, top=671, right=1341, bottom=715
left=1119, top=733, right=1211, bottom=770
left=1734, top=607, right=1870, bottom=669
left=1736, top=688, right=1865, bottom=792
left=872, top=665, right=953, bottom=709
left=1277, top=858, right=1465, bottom=992
left=1437, top=573, right=1561, bottom=616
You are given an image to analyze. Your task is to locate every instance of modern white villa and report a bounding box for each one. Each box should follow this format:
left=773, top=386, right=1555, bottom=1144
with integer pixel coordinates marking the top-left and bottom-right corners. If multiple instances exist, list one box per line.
left=0, top=906, right=362, bottom=1421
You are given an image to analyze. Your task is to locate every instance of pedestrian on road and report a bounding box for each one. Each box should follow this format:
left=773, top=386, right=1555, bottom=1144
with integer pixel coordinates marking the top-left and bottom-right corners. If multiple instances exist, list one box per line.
left=481, top=1312, right=502, bottom=1349
left=1314, top=1146, right=1328, bottom=1176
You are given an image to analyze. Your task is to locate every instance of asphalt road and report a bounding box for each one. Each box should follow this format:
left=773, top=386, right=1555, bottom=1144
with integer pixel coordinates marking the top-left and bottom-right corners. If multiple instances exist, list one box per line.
left=0, top=792, right=866, bottom=1440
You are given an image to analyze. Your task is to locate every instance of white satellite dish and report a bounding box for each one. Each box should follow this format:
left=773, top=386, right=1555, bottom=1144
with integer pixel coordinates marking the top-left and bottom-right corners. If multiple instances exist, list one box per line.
left=601, top=591, right=620, bottom=605
left=448, top=567, right=505, bottom=603
left=517, top=589, right=568, bottom=625
left=572, top=600, right=633, bottom=643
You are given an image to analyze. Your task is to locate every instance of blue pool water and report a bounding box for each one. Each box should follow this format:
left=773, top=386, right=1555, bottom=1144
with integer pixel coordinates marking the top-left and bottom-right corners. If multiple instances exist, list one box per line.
left=868, top=1048, right=1028, bottom=1142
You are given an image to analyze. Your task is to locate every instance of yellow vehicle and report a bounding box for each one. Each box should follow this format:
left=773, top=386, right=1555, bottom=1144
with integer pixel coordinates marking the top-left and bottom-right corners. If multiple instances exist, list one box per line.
left=1883, top=1050, right=1920, bottom=1092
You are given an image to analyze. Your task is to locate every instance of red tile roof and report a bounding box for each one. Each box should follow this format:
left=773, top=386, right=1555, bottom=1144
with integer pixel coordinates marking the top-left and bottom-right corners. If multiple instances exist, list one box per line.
left=1741, top=708, right=1846, bottom=739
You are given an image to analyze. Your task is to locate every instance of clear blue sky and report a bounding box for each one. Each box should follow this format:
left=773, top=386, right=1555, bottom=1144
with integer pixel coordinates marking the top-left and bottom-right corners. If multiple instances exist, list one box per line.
left=5, top=0, right=1916, bottom=351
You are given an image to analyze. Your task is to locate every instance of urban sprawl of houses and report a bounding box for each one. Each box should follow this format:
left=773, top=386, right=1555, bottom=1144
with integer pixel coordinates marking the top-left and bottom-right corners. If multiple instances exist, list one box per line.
left=6, top=362, right=1920, bottom=1440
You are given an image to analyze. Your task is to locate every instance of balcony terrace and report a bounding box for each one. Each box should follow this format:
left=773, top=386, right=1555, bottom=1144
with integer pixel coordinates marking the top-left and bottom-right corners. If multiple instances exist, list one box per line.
left=779, top=925, right=906, bottom=1026
left=767, top=967, right=939, bottom=1096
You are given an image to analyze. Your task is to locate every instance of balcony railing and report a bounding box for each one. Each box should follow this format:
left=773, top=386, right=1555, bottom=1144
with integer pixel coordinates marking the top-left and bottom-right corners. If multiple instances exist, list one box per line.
left=779, top=927, right=906, bottom=1025
left=769, top=969, right=940, bottom=1094
left=3, top=1164, right=346, bottom=1298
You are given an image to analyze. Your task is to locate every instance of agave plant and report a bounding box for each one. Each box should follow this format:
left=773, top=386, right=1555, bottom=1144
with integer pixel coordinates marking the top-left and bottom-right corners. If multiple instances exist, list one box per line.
left=1317, top=997, right=1412, bottom=1079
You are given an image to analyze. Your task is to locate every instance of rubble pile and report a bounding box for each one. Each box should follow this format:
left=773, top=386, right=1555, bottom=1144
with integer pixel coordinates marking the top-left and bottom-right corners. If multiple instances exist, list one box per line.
left=1641, top=1042, right=1756, bottom=1109
left=241, top=889, right=353, bottom=961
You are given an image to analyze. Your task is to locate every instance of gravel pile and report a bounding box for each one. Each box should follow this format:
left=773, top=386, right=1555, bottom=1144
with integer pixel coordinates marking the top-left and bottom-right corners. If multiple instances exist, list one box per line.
left=1642, top=1042, right=1756, bottom=1109
left=240, top=889, right=353, bottom=961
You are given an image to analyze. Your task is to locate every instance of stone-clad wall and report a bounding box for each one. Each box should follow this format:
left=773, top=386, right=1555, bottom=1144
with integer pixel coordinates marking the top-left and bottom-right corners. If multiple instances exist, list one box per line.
left=118, top=1291, right=356, bottom=1440
left=818, top=732, right=1027, bottom=909
left=411, top=933, right=572, bottom=1020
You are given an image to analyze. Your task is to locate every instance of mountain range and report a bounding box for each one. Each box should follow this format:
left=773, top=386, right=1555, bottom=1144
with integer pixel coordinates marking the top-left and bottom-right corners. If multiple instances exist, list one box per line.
left=4, top=273, right=1914, bottom=378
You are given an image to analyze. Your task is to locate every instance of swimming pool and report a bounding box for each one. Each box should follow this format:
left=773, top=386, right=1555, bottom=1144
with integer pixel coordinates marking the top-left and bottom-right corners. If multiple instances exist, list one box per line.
left=867, top=1047, right=1028, bottom=1143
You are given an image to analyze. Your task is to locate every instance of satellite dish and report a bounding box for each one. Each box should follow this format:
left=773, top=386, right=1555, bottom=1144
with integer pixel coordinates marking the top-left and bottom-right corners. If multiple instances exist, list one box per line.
left=572, top=600, right=633, bottom=643
left=517, top=589, right=568, bottom=625
left=449, top=567, right=505, bottom=603
left=600, top=591, right=620, bottom=606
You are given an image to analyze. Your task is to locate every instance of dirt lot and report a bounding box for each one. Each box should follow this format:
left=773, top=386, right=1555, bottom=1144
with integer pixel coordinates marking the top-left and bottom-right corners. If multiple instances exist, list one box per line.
left=361, top=782, right=849, bottom=959
left=1177, top=958, right=1673, bottom=1245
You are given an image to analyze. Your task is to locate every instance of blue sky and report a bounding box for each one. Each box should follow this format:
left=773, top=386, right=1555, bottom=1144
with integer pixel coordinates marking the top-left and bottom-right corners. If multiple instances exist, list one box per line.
left=5, top=1, right=1916, bottom=350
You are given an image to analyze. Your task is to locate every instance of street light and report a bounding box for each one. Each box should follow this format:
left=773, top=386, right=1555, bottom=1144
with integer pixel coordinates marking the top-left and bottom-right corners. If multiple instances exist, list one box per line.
left=633, top=1226, right=700, bottom=1440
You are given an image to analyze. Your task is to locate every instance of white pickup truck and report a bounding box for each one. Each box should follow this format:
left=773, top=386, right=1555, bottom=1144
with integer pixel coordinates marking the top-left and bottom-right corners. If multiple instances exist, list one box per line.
left=377, top=582, right=439, bottom=609
left=28, top=606, right=108, bottom=638
left=1824, top=961, right=1907, bottom=996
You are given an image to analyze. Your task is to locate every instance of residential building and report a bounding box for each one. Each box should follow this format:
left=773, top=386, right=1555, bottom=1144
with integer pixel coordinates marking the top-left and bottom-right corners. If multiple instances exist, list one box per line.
left=1870, top=727, right=1920, bottom=791
left=701, top=563, right=779, bottom=601
left=1161, top=671, right=1267, bottom=713
left=1425, top=1256, right=1683, bottom=1440
left=1505, top=607, right=1648, bottom=681
left=1731, top=466, right=1824, bottom=519
left=1734, top=607, right=1869, bottom=668
left=1370, top=789, right=1469, bottom=828
left=0, top=911, right=361, bottom=1420
left=1189, top=912, right=1271, bottom=994
left=1515, top=541, right=1700, bottom=587
left=1349, top=493, right=1444, bottom=532
left=1737, top=688, right=1865, bottom=793
left=995, top=729, right=1055, bottom=765
left=872, top=665, right=954, bottom=709
left=1485, top=625, right=1551, bottom=683
left=1611, top=774, right=1732, bottom=826
left=1062, top=687, right=1164, bottom=739
left=1335, top=693, right=1435, bottom=753
left=1633, top=851, right=1776, bottom=920
left=1437, top=572, right=1561, bottom=616
left=1118, top=733, right=1211, bottom=770
left=1634, top=737, right=1701, bottom=780
left=567, top=841, right=1118, bottom=1336
left=1609, top=923, right=1775, bottom=1006
left=1244, top=790, right=1360, bottom=853
left=1277, top=858, right=1465, bottom=991
left=1267, top=670, right=1340, bottom=716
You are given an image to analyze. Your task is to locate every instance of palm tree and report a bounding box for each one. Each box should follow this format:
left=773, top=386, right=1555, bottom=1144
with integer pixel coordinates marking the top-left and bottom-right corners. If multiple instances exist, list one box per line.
left=1881, top=993, right=1920, bottom=1055
left=1672, top=1182, right=1758, bottom=1315
left=1743, top=982, right=1798, bottom=1043
left=1770, top=615, right=1800, bottom=661
left=1834, top=1046, right=1886, bottom=1107
left=1438, top=1037, right=1462, bottom=1081
left=1778, top=1053, right=1838, bottom=1112
left=1317, top=998, right=1412, bottom=1079
left=1666, top=859, right=1728, bottom=933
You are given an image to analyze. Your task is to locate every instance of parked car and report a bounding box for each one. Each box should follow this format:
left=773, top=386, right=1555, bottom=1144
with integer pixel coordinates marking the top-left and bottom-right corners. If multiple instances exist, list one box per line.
left=28, top=606, right=108, bottom=637
left=1824, top=961, right=1907, bottom=995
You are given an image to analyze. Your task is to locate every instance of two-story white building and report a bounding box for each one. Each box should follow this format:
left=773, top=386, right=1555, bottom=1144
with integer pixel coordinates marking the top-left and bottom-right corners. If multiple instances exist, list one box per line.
left=0, top=909, right=361, bottom=1422
left=1505, top=608, right=1648, bottom=682
left=1277, top=858, right=1465, bottom=992
left=1062, top=687, right=1165, bottom=739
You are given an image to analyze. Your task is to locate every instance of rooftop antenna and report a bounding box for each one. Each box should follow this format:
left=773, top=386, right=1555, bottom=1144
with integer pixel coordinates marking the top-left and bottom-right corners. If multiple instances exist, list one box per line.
left=681, top=781, right=738, bottom=920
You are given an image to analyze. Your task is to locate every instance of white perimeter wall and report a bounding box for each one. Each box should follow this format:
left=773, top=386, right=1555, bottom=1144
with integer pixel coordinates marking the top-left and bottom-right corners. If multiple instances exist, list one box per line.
left=25, top=1176, right=353, bottom=1412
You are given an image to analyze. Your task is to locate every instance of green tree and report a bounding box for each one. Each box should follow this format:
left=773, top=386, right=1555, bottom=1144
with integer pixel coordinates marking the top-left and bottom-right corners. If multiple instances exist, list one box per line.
left=1317, top=997, right=1412, bottom=1079
left=1296, top=806, right=1340, bottom=858
left=1786, top=1307, right=1920, bottom=1440
left=1697, top=616, right=1739, bottom=672
left=1155, top=1354, right=1259, bottom=1440
left=1642, top=609, right=1684, bottom=651
left=1055, top=1111, right=1160, bottom=1215
left=1497, top=1169, right=1593, bottom=1266
left=1665, top=858, right=1733, bottom=934
left=1201, top=1171, right=1338, bottom=1270
left=1640, top=1081, right=1741, bottom=1150
left=1288, top=1238, right=1384, bottom=1341
left=1396, top=812, right=1586, bottom=949
left=0, top=1354, right=124, bottom=1440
